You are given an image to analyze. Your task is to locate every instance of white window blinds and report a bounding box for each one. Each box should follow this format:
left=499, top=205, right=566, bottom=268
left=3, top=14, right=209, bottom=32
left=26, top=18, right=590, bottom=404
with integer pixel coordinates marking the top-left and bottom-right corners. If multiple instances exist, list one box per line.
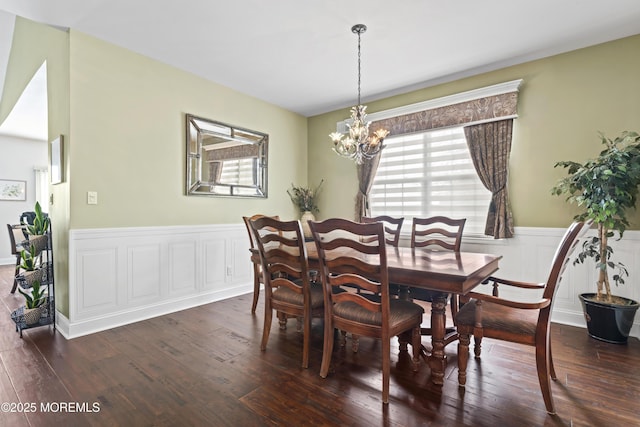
left=369, top=127, right=492, bottom=235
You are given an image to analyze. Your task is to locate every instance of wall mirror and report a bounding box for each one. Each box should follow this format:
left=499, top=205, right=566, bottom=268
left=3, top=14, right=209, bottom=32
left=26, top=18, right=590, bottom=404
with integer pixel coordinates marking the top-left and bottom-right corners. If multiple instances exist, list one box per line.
left=186, top=114, right=268, bottom=198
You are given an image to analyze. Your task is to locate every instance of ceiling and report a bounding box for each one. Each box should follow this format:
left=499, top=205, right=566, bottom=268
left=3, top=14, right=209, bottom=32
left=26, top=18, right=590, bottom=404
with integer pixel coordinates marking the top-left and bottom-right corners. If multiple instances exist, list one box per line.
left=1, top=0, right=640, bottom=140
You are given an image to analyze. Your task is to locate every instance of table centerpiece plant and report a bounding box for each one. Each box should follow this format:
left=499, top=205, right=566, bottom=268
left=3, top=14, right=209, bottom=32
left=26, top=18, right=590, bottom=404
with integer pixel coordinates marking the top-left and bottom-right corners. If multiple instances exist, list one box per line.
left=287, top=180, right=323, bottom=238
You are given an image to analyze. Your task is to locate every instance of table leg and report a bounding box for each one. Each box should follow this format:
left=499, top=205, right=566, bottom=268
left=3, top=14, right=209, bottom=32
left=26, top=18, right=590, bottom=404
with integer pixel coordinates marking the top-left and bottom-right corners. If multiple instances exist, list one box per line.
left=428, top=292, right=448, bottom=385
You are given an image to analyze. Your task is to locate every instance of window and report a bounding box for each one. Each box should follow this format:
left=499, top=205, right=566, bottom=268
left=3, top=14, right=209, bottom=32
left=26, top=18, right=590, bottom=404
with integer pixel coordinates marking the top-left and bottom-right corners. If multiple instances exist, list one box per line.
left=369, top=127, right=492, bottom=236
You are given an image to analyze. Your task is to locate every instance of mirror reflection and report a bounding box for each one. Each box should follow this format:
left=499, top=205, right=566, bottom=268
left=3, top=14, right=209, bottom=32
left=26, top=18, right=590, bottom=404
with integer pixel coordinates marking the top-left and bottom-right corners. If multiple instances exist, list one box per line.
left=186, top=114, right=268, bottom=198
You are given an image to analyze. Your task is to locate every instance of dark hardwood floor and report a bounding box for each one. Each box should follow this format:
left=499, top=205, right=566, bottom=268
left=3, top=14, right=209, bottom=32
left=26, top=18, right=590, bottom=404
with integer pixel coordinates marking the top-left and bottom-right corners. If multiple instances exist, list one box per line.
left=0, top=264, right=638, bottom=426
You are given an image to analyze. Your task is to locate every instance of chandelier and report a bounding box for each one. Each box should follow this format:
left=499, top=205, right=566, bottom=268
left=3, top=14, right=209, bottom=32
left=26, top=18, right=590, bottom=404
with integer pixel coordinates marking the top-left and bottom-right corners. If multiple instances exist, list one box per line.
left=329, top=24, right=389, bottom=164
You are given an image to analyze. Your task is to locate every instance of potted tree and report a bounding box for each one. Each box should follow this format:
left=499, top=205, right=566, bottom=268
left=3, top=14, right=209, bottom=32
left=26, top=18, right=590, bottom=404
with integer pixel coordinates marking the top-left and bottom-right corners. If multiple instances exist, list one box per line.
left=18, top=279, right=46, bottom=325
left=552, top=130, right=640, bottom=343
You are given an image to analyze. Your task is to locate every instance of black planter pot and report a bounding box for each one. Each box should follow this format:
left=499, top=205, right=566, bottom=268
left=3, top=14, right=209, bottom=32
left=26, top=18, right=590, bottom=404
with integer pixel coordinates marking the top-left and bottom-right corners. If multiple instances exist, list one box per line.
left=579, top=293, right=639, bottom=344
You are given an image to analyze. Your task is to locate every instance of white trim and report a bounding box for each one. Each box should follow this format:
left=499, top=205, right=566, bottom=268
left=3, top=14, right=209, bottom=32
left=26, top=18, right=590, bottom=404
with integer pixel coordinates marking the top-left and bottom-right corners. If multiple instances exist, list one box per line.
left=57, top=285, right=252, bottom=339
left=336, top=79, right=523, bottom=131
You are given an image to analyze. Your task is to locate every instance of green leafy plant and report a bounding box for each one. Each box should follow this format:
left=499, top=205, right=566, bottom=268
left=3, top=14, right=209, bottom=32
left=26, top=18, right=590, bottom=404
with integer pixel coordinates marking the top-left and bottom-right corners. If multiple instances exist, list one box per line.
left=18, top=279, right=46, bottom=309
left=26, top=201, right=50, bottom=236
left=287, top=180, right=324, bottom=213
left=20, top=244, right=38, bottom=271
left=551, top=131, right=640, bottom=303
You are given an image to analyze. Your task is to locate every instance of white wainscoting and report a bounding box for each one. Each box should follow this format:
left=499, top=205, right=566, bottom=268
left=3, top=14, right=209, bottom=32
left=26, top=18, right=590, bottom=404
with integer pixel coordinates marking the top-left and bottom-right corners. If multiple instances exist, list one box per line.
left=63, top=224, right=253, bottom=338
left=60, top=224, right=640, bottom=340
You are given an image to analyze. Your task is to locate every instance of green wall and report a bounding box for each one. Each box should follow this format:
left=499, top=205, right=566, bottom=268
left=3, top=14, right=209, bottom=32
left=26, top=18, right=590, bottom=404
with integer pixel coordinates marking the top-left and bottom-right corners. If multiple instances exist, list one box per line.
left=69, top=31, right=307, bottom=228
left=308, top=34, right=640, bottom=229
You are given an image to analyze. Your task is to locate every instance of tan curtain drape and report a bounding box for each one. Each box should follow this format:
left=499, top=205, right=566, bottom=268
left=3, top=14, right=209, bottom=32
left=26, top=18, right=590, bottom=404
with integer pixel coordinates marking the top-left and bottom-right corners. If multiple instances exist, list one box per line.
left=464, top=119, right=514, bottom=238
left=355, top=153, right=382, bottom=221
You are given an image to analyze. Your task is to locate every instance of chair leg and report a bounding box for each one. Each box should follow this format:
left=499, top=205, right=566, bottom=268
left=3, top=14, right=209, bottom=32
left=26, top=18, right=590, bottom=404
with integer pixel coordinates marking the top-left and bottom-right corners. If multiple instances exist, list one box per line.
left=458, top=332, right=471, bottom=386
left=473, top=334, right=483, bottom=358
left=250, top=267, right=260, bottom=314
left=260, top=304, right=272, bottom=351
left=301, top=314, right=311, bottom=369
left=11, top=255, right=20, bottom=294
left=278, top=312, right=287, bottom=330
left=397, top=330, right=409, bottom=352
left=382, top=335, right=391, bottom=404
left=338, top=330, right=347, bottom=347
left=352, top=334, right=359, bottom=353
left=549, top=341, right=557, bottom=380
left=536, top=339, right=556, bottom=414
left=320, top=320, right=334, bottom=378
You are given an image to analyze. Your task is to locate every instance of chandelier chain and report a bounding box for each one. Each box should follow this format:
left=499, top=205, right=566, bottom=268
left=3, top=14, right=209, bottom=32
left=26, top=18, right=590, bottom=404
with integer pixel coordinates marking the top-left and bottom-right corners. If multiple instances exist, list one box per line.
left=357, top=29, right=361, bottom=106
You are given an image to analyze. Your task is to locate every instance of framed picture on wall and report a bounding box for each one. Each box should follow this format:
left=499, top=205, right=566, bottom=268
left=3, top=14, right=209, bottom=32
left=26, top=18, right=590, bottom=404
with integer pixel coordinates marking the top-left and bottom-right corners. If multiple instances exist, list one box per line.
left=0, top=179, right=27, bottom=201
left=51, top=135, right=63, bottom=184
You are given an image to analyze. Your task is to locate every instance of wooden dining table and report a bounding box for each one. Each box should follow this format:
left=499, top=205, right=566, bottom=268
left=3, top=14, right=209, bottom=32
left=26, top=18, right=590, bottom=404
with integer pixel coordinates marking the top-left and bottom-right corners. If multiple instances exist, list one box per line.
left=251, top=242, right=501, bottom=385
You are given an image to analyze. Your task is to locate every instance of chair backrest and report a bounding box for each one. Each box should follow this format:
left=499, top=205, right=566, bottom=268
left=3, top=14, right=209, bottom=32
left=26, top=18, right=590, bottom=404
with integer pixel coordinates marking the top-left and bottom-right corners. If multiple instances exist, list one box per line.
left=243, top=214, right=280, bottom=249
left=7, top=224, right=26, bottom=255
left=362, top=216, right=404, bottom=247
left=309, top=218, right=390, bottom=316
left=249, top=217, right=311, bottom=298
left=411, top=216, right=466, bottom=251
left=541, top=220, right=592, bottom=305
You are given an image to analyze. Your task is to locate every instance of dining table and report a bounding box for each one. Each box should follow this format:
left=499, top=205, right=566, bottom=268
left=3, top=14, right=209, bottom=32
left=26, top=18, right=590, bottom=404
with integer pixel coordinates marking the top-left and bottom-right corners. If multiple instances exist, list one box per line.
left=251, top=242, right=502, bottom=385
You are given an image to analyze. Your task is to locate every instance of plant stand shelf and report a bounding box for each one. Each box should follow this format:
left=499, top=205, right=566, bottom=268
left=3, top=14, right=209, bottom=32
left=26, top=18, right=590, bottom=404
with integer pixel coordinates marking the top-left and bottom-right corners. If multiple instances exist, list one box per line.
left=10, top=220, right=55, bottom=339
left=15, top=261, right=53, bottom=290
left=10, top=296, right=55, bottom=338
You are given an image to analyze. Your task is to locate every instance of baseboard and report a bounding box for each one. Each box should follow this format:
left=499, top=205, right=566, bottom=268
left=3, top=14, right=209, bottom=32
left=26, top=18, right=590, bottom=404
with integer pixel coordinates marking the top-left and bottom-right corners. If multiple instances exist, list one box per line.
left=59, top=284, right=252, bottom=339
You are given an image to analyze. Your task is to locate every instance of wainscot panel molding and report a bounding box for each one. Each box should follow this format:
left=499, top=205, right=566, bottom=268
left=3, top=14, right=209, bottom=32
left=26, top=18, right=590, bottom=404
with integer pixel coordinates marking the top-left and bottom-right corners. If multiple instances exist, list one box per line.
left=59, top=224, right=639, bottom=340
left=64, top=224, right=254, bottom=338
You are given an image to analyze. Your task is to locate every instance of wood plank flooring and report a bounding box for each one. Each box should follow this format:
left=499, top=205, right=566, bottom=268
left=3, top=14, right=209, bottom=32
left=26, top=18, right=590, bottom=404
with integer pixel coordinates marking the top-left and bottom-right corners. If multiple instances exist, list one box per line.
left=0, top=264, right=639, bottom=426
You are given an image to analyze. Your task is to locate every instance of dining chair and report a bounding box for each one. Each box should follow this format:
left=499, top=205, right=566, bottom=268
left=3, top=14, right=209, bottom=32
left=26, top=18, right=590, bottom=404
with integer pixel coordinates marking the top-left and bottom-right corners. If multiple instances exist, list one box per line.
left=309, top=218, right=424, bottom=404
left=410, top=216, right=466, bottom=250
left=249, top=216, right=323, bottom=369
left=407, top=216, right=467, bottom=346
left=7, top=224, right=26, bottom=294
left=242, top=214, right=279, bottom=314
left=361, top=215, right=404, bottom=247
left=455, top=220, right=591, bottom=415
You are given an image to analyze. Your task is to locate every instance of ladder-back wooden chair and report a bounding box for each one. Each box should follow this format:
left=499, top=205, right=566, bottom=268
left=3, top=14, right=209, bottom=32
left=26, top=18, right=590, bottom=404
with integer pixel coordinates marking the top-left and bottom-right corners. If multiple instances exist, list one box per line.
left=408, top=216, right=467, bottom=346
left=309, top=218, right=424, bottom=404
left=249, top=216, right=323, bottom=369
left=243, top=214, right=279, bottom=313
left=455, top=220, right=591, bottom=414
left=361, top=215, right=404, bottom=247
left=7, top=224, right=26, bottom=294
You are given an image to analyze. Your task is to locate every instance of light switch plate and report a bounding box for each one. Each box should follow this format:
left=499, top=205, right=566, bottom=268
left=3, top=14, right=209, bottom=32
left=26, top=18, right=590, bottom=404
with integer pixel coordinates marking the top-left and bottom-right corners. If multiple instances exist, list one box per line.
left=87, top=191, right=98, bottom=205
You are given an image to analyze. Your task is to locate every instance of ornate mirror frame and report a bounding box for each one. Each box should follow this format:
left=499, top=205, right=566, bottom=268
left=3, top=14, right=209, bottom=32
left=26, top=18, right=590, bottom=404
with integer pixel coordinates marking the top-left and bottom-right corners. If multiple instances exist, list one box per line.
left=186, top=114, right=268, bottom=198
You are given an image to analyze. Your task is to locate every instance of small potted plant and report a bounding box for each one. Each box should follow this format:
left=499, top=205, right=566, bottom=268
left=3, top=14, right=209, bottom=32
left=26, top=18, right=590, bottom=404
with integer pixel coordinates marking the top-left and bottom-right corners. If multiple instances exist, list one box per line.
left=551, top=130, right=640, bottom=343
left=23, top=201, right=50, bottom=255
left=17, top=244, right=45, bottom=287
left=287, top=180, right=323, bottom=238
left=18, top=279, right=46, bottom=325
